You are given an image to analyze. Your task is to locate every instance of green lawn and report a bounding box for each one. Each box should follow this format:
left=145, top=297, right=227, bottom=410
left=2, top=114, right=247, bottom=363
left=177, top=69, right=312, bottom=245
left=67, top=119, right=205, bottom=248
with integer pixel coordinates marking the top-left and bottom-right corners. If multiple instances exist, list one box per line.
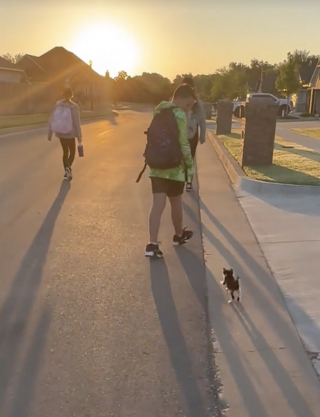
left=291, top=128, right=320, bottom=140
left=218, top=130, right=320, bottom=185
left=0, top=107, right=113, bottom=130
left=0, top=114, right=49, bottom=129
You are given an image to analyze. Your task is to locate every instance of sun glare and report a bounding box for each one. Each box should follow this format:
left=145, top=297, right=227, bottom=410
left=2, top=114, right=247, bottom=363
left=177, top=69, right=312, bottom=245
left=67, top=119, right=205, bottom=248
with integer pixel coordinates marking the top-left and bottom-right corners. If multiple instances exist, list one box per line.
left=70, top=23, right=139, bottom=78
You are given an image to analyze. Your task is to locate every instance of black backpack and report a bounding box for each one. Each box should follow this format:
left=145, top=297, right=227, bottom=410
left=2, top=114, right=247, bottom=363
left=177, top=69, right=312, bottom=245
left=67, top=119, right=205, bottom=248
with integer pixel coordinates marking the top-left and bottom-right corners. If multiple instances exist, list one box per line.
left=136, top=106, right=183, bottom=183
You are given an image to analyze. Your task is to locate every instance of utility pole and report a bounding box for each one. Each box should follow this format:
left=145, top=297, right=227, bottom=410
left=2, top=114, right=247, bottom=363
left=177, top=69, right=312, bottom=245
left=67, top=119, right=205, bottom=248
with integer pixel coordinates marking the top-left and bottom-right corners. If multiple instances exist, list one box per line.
left=257, top=67, right=263, bottom=93
left=89, top=60, right=93, bottom=111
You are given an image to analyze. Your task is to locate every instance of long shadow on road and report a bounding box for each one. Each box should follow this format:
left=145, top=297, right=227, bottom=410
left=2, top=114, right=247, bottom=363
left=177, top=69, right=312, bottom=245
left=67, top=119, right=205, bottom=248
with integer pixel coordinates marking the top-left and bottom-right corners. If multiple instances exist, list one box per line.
left=0, top=181, right=70, bottom=416
left=150, top=259, right=209, bottom=417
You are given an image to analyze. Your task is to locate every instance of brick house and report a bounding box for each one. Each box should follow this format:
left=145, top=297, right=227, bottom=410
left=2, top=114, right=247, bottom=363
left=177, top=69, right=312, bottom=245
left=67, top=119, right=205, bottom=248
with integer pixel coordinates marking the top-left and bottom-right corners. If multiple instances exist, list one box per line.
left=294, top=58, right=319, bottom=113
left=17, top=47, right=108, bottom=105
left=304, top=61, right=320, bottom=114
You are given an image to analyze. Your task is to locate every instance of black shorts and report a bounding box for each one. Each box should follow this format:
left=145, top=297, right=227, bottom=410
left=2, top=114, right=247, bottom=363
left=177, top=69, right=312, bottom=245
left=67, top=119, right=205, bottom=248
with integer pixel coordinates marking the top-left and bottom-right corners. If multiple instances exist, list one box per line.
left=151, top=177, right=185, bottom=197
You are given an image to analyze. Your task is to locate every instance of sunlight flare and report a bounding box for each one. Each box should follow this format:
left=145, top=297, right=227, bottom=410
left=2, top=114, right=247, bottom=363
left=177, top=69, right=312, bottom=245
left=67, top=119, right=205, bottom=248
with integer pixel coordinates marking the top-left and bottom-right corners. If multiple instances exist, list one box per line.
left=69, top=22, right=140, bottom=77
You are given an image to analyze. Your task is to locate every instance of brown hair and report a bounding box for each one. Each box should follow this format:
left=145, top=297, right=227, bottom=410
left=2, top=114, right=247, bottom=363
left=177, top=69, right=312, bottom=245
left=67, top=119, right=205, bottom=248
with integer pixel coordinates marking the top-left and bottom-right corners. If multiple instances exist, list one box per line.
left=173, top=83, right=196, bottom=100
left=63, top=87, right=73, bottom=100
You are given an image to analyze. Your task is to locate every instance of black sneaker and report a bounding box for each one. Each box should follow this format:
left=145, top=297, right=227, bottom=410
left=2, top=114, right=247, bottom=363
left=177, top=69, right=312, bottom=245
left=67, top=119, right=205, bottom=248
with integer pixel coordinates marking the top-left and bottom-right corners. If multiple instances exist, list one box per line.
left=173, top=228, right=193, bottom=246
left=145, top=243, right=163, bottom=258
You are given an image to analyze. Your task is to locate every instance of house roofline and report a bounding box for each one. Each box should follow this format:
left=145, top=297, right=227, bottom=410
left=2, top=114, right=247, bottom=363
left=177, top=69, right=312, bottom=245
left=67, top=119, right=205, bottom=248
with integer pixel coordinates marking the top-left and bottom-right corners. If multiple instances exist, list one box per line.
left=24, top=55, right=46, bottom=73
left=0, top=66, right=27, bottom=74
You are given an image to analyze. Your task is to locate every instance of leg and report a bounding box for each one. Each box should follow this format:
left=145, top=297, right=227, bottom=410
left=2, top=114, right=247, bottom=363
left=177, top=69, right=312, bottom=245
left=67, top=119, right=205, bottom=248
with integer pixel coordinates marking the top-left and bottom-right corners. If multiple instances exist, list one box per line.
left=167, top=180, right=193, bottom=245
left=168, top=195, right=183, bottom=237
left=189, top=130, right=199, bottom=160
left=149, top=193, right=166, bottom=243
left=229, top=291, right=235, bottom=304
left=186, top=131, right=199, bottom=190
left=67, top=139, right=76, bottom=168
left=60, top=139, right=69, bottom=169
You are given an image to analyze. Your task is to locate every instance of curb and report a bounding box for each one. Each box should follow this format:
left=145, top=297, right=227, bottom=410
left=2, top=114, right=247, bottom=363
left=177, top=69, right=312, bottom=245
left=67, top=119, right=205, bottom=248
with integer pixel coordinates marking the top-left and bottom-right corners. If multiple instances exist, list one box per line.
left=207, top=130, right=320, bottom=196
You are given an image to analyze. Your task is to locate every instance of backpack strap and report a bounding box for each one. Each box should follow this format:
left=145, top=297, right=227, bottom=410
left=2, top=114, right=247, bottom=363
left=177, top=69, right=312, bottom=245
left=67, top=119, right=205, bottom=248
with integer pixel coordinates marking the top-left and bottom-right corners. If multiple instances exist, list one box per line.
left=136, top=162, right=147, bottom=183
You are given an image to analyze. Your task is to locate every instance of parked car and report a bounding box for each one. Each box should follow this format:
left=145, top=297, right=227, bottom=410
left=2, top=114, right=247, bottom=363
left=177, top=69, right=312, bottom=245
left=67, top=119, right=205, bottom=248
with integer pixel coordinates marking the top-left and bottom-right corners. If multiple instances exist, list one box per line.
left=233, top=93, right=293, bottom=118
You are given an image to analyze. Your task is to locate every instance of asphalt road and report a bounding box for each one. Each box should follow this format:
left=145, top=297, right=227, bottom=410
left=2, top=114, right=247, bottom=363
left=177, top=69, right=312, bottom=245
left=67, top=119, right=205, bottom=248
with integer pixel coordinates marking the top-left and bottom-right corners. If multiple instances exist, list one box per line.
left=0, top=109, right=221, bottom=417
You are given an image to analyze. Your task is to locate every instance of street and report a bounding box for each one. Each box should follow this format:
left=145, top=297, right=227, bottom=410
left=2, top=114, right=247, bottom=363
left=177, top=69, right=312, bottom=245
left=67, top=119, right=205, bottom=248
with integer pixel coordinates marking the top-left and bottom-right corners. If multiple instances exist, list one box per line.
left=0, top=109, right=220, bottom=417
left=2, top=108, right=320, bottom=417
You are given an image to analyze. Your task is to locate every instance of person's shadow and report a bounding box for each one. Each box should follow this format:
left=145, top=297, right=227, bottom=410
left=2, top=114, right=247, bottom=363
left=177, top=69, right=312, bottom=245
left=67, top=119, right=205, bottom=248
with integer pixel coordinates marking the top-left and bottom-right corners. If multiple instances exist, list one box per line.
left=150, top=259, right=209, bottom=417
left=0, top=180, right=70, bottom=416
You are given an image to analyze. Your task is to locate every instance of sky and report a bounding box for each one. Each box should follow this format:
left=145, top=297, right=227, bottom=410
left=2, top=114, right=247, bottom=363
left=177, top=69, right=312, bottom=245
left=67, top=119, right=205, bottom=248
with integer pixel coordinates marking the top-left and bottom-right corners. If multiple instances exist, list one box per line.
left=0, top=0, right=319, bottom=80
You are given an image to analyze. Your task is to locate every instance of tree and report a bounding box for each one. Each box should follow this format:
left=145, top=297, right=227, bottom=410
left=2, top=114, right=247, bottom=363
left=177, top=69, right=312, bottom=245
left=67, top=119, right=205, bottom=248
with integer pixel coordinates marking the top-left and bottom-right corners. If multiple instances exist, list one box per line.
left=193, top=74, right=216, bottom=102
left=115, top=70, right=128, bottom=81
left=288, top=49, right=319, bottom=66
left=1, top=53, right=24, bottom=63
left=276, top=57, right=301, bottom=115
left=172, top=73, right=193, bottom=87
left=73, top=49, right=319, bottom=106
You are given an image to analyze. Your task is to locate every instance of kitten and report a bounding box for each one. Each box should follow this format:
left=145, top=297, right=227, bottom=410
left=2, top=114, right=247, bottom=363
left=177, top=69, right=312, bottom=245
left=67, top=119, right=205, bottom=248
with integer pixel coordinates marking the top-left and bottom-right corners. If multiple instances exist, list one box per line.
left=221, top=268, right=241, bottom=303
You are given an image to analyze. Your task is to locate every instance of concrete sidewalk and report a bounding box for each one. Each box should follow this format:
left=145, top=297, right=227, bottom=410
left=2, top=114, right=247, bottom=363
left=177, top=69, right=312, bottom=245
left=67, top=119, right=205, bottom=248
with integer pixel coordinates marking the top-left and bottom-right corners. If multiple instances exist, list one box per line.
left=276, top=124, right=320, bottom=153
left=237, top=188, right=320, bottom=376
left=196, top=141, right=320, bottom=417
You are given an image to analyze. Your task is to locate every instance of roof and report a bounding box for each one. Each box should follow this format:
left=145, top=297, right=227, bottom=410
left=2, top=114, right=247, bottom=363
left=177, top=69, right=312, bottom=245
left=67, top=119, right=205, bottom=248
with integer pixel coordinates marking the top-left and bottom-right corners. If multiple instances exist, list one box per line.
left=0, top=56, right=17, bottom=70
left=0, top=66, right=27, bottom=73
left=17, top=47, right=102, bottom=83
left=24, top=54, right=46, bottom=72
left=37, top=47, right=101, bottom=79
left=16, top=47, right=104, bottom=86
left=299, top=58, right=318, bottom=85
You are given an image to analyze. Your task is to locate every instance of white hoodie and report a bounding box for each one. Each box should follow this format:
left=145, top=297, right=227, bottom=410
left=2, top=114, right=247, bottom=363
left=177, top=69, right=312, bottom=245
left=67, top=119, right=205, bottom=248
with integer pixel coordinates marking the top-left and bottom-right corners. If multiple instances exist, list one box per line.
left=187, top=97, right=206, bottom=143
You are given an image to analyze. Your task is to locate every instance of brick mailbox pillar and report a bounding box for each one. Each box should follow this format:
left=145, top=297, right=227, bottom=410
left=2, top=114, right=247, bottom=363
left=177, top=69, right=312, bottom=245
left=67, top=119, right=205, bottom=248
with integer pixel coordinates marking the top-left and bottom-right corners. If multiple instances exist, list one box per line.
left=216, top=100, right=233, bottom=135
left=241, top=98, right=278, bottom=167
left=203, top=102, right=213, bottom=119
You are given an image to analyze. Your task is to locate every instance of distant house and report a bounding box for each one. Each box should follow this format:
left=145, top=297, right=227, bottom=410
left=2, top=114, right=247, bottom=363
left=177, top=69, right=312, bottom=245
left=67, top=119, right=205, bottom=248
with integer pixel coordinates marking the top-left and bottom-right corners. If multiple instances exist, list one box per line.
left=305, top=61, right=320, bottom=114
left=0, top=56, right=29, bottom=84
left=16, top=47, right=108, bottom=104
left=295, top=58, right=319, bottom=113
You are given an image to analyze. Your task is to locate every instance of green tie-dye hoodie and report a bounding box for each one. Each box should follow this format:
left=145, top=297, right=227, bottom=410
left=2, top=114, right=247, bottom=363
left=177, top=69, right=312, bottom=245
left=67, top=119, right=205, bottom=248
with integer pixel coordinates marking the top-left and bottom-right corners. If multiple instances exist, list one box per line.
left=149, top=101, right=194, bottom=183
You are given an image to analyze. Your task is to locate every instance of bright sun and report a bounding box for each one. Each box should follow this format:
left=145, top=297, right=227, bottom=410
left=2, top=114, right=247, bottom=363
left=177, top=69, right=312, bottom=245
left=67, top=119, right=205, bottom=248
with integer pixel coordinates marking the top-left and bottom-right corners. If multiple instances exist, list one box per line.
left=70, top=23, right=139, bottom=78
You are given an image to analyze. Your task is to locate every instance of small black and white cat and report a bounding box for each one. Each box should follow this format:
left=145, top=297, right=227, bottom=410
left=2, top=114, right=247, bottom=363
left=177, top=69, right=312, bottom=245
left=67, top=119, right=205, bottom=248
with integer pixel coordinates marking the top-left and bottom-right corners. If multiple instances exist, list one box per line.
left=221, top=268, right=241, bottom=303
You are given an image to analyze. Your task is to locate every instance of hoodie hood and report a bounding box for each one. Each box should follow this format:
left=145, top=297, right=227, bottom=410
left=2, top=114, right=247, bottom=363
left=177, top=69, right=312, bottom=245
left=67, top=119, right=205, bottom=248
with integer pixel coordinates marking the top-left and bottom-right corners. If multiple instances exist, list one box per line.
left=154, top=101, right=186, bottom=122
left=154, top=101, right=175, bottom=112
left=57, top=99, right=79, bottom=108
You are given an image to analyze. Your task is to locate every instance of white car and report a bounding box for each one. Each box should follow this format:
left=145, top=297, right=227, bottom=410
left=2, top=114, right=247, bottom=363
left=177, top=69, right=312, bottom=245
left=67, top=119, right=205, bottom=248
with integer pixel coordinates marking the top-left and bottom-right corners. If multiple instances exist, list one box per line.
left=233, top=93, right=293, bottom=117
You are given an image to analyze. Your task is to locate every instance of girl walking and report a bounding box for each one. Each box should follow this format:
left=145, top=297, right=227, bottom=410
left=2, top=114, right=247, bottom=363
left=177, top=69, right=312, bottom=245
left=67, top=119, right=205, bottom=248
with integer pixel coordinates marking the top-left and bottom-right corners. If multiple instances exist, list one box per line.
left=48, top=87, right=82, bottom=180
left=182, top=76, right=206, bottom=191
